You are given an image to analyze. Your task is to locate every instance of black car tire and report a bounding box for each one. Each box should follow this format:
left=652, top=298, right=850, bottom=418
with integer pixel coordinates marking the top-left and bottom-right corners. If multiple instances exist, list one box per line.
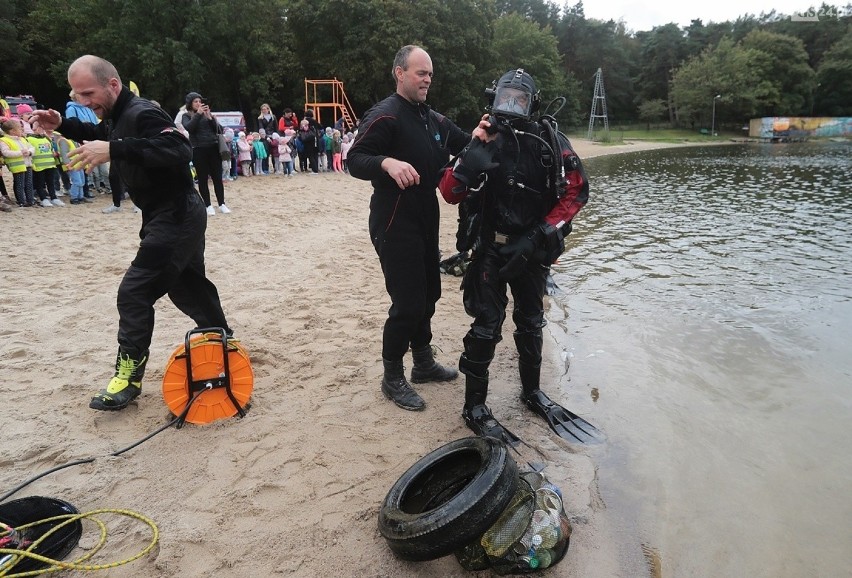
left=0, top=496, right=82, bottom=573
left=378, top=436, right=519, bottom=561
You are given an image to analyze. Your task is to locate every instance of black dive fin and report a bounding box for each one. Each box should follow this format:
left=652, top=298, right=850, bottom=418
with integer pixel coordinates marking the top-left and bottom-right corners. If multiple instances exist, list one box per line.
left=523, top=389, right=601, bottom=444
left=463, top=404, right=522, bottom=448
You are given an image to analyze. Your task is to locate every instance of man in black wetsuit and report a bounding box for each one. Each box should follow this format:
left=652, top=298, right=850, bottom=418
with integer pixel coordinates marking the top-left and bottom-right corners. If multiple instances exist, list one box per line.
left=31, top=55, right=232, bottom=412
left=348, top=45, right=474, bottom=411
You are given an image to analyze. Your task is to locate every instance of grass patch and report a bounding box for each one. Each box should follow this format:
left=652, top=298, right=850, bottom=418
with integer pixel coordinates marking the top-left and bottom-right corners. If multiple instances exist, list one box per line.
left=569, top=127, right=740, bottom=143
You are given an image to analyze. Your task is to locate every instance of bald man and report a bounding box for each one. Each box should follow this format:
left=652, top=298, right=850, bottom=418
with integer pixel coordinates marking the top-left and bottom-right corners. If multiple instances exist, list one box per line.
left=31, top=55, right=232, bottom=411
left=348, top=45, right=473, bottom=411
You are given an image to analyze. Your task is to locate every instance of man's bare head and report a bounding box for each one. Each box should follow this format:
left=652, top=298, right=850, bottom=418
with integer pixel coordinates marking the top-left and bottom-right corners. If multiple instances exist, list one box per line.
left=67, top=55, right=123, bottom=119
left=68, top=55, right=122, bottom=87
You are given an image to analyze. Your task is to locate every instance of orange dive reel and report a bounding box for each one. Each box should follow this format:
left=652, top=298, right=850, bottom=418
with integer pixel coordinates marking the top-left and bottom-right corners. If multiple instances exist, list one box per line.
left=161, top=328, right=253, bottom=427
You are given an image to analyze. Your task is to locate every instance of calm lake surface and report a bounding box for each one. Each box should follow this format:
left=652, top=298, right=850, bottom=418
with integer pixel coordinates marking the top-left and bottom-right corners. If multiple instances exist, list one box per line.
left=550, top=142, right=852, bottom=577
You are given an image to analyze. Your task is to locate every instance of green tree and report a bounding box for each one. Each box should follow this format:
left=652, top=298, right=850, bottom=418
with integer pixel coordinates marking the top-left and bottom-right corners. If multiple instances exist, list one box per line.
left=766, top=4, right=851, bottom=69
left=0, top=0, right=29, bottom=92
left=555, top=7, right=641, bottom=124
left=488, top=14, right=583, bottom=127
left=634, top=23, right=688, bottom=124
left=740, top=29, right=817, bottom=116
left=671, top=38, right=769, bottom=127
left=21, top=0, right=289, bottom=121
left=672, top=30, right=822, bottom=127
left=637, top=98, right=668, bottom=129
left=683, top=19, right=734, bottom=59
left=495, top=0, right=560, bottom=28
left=814, top=31, right=852, bottom=116
left=284, top=0, right=496, bottom=127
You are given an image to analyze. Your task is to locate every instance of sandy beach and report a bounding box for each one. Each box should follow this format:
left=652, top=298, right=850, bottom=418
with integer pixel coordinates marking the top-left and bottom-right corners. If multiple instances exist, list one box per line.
left=1, top=138, right=685, bottom=577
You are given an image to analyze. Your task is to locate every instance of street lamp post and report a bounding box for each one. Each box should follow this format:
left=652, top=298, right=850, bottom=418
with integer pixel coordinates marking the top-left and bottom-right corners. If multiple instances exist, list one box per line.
left=711, top=94, right=721, bottom=136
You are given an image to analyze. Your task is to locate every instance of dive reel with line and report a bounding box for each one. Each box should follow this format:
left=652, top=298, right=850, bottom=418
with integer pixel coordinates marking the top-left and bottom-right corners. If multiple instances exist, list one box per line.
left=162, top=328, right=254, bottom=427
left=0, top=329, right=254, bottom=575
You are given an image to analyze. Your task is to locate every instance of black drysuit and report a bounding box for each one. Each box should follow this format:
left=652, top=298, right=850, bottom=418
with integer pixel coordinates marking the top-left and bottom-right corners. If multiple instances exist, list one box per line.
left=438, top=119, right=589, bottom=393
left=58, top=87, right=230, bottom=355
left=348, top=93, right=469, bottom=360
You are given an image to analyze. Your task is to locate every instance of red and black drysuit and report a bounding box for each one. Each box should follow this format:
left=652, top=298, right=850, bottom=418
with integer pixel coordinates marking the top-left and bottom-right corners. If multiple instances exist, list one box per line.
left=348, top=93, right=470, bottom=361
left=437, top=120, right=589, bottom=406
left=58, top=86, right=231, bottom=359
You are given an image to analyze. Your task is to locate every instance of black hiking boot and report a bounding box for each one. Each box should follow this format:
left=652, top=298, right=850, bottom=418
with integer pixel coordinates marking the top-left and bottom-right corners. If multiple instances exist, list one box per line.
left=410, top=344, right=458, bottom=384
left=381, top=358, right=425, bottom=411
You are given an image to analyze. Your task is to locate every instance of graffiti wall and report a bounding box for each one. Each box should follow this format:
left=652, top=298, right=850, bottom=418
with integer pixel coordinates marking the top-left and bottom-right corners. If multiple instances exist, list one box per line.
left=749, top=117, right=852, bottom=139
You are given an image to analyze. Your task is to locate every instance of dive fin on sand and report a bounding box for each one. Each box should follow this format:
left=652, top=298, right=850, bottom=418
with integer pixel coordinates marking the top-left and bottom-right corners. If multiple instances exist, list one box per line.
left=463, top=404, right=522, bottom=448
left=522, top=389, right=601, bottom=444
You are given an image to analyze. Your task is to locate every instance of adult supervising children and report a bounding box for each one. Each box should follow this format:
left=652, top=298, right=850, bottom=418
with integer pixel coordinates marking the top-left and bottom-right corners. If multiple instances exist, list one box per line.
left=30, top=55, right=233, bottom=412
left=348, top=44, right=473, bottom=411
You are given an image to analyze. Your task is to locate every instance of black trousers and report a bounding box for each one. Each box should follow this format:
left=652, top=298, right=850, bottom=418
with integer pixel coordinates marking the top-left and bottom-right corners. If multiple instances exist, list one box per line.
left=117, top=192, right=230, bottom=353
left=110, top=164, right=125, bottom=207
left=369, top=191, right=441, bottom=360
left=33, top=168, right=57, bottom=201
left=54, top=166, right=71, bottom=191
left=192, top=144, right=225, bottom=206
left=462, top=241, right=548, bottom=366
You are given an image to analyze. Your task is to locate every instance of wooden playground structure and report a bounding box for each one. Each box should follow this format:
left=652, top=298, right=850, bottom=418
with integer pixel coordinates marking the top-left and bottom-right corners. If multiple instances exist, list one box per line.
left=304, top=78, right=359, bottom=130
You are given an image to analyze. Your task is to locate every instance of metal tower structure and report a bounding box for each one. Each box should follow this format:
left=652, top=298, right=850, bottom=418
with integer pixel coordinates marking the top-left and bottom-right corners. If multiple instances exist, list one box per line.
left=304, top=78, right=359, bottom=130
left=587, top=68, right=609, bottom=140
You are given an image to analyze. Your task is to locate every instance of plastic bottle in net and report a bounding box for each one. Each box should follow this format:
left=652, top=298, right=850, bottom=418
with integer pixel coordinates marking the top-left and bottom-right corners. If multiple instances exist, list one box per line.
left=480, top=482, right=535, bottom=558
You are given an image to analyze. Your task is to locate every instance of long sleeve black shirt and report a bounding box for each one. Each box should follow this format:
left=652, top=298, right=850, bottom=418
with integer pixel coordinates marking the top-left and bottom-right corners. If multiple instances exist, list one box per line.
left=348, top=93, right=470, bottom=196
left=59, top=87, right=195, bottom=210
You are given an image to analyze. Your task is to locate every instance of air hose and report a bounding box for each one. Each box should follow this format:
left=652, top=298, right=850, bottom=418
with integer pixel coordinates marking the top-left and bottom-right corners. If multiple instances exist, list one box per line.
left=0, top=509, right=158, bottom=576
left=0, top=384, right=210, bottom=504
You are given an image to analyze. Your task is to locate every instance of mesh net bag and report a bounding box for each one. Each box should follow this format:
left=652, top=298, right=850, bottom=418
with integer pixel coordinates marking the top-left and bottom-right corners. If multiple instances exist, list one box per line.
left=455, top=471, right=572, bottom=574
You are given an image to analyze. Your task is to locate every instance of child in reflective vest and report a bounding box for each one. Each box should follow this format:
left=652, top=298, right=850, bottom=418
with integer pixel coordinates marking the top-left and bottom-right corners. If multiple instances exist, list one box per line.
left=27, top=126, right=64, bottom=206
left=0, top=119, right=35, bottom=206
left=54, top=131, right=86, bottom=204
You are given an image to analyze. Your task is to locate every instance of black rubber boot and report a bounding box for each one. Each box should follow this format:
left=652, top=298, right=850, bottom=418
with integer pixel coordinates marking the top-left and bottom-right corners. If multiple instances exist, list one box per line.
left=459, top=336, right=496, bottom=409
left=460, top=369, right=521, bottom=447
left=460, top=369, right=494, bottom=436
left=518, top=360, right=542, bottom=399
left=459, top=345, right=519, bottom=445
left=410, top=344, right=458, bottom=384
left=381, top=358, right=425, bottom=411
left=90, top=348, right=149, bottom=411
left=515, top=332, right=544, bottom=399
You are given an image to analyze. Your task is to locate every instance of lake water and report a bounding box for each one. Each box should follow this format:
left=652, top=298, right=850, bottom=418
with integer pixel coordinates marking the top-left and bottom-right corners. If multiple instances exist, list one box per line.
left=549, top=142, right=852, bottom=577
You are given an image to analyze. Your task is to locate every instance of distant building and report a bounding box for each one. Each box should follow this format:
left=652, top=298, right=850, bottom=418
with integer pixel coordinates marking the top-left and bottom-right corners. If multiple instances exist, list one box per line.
left=749, top=117, right=852, bottom=140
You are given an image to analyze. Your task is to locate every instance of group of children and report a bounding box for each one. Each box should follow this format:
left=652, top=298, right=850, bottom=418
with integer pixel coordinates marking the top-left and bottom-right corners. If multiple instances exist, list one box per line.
left=1, top=102, right=359, bottom=214
left=222, top=125, right=354, bottom=180
left=0, top=108, right=93, bottom=212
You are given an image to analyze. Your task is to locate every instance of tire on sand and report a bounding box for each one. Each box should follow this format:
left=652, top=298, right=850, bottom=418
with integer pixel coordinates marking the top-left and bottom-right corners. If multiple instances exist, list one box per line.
left=378, top=436, right=519, bottom=561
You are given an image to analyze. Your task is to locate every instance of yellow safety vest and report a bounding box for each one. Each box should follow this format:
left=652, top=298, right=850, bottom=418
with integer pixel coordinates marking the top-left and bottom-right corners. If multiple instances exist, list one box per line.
left=27, top=135, right=55, bottom=172
left=59, top=138, right=78, bottom=171
left=0, top=136, right=27, bottom=173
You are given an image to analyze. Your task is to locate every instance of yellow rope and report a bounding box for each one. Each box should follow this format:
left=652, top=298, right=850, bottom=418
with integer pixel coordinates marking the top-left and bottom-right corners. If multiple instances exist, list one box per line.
left=0, top=508, right=158, bottom=576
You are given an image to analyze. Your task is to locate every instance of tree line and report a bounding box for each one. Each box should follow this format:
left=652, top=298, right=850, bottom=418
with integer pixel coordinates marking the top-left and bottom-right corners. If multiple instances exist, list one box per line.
left=2, top=0, right=850, bottom=132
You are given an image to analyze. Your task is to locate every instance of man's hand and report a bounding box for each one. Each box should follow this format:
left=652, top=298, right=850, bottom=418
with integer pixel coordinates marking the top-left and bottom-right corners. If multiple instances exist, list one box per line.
left=382, top=158, right=421, bottom=190
left=452, top=137, right=498, bottom=187
left=498, top=228, right=542, bottom=280
left=29, top=109, right=63, bottom=132
left=68, top=140, right=111, bottom=173
left=472, top=114, right=497, bottom=143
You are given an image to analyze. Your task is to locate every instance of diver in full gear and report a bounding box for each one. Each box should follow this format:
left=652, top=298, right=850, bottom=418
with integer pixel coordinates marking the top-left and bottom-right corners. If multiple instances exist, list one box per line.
left=438, top=68, right=597, bottom=445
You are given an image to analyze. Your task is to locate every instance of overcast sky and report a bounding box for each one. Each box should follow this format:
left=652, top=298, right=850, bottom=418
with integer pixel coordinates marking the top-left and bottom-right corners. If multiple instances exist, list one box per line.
left=580, top=1, right=833, bottom=31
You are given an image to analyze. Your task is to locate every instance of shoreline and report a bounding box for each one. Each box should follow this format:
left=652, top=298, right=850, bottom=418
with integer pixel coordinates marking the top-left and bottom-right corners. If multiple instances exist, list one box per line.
left=0, top=139, right=701, bottom=577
